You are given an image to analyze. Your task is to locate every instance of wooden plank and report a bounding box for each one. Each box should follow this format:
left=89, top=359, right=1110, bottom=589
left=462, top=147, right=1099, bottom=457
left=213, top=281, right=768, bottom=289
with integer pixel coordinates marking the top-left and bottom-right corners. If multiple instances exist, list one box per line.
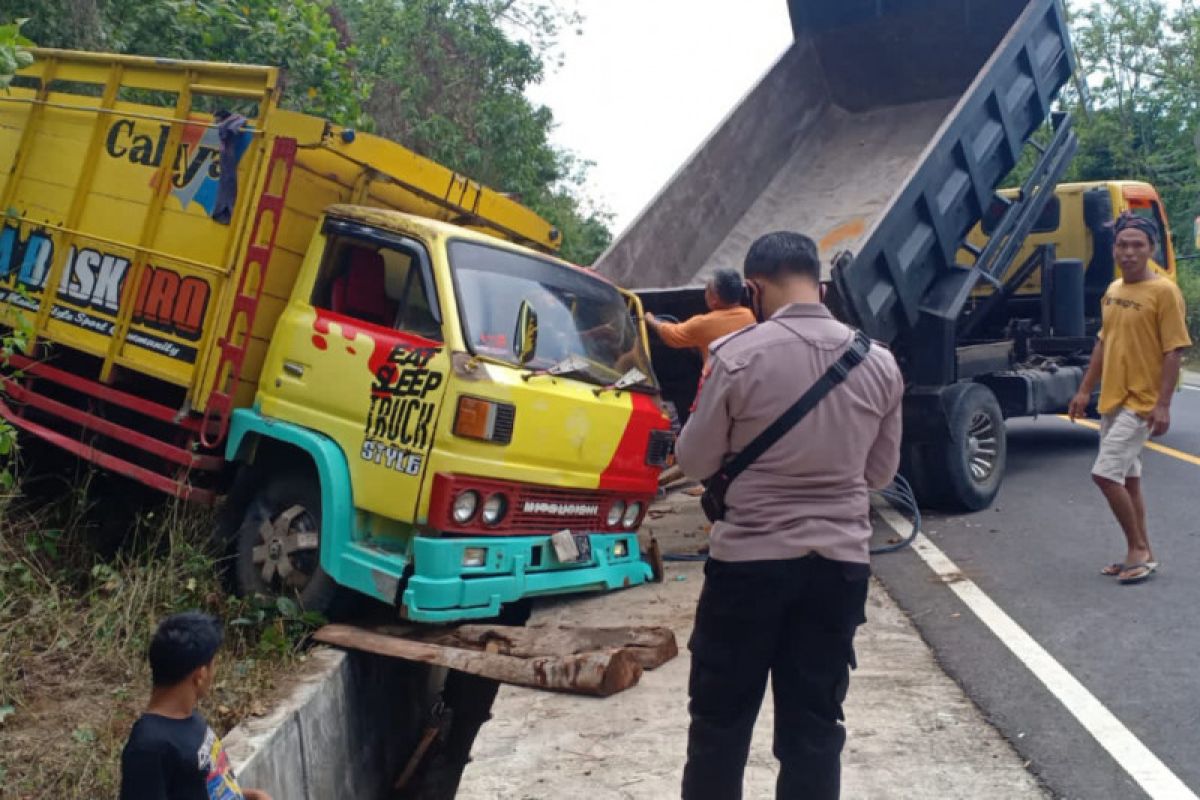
left=425, top=624, right=678, bottom=671
left=313, top=624, right=645, bottom=698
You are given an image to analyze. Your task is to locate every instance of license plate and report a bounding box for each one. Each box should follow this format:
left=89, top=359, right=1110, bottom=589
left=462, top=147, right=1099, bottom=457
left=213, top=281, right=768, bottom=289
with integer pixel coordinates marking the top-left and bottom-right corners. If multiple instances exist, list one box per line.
left=571, top=533, right=593, bottom=563
left=550, top=530, right=593, bottom=563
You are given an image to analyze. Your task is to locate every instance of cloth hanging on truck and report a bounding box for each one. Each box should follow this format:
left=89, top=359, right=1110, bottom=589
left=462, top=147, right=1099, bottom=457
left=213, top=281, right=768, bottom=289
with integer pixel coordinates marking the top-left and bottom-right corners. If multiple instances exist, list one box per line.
left=211, top=110, right=247, bottom=225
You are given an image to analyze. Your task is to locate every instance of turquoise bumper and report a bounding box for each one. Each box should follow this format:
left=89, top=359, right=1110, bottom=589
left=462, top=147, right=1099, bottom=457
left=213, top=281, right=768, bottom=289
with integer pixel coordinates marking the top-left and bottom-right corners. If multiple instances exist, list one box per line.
left=401, top=532, right=652, bottom=623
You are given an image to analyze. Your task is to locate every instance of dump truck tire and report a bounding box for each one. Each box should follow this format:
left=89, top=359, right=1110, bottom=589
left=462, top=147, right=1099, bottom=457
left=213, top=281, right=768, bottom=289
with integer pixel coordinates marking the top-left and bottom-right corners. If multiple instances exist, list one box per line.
left=935, top=384, right=1006, bottom=511
left=234, top=470, right=346, bottom=617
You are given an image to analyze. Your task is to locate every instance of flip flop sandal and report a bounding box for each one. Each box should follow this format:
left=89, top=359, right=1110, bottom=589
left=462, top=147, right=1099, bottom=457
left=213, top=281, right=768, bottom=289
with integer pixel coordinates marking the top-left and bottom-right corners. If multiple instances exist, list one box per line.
left=1118, top=561, right=1157, bottom=585
left=1101, top=562, right=1126, bottom=576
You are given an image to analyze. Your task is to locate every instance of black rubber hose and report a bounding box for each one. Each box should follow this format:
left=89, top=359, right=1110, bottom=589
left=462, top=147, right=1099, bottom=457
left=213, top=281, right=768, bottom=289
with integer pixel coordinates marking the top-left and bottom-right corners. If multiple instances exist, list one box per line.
left=869, top=474, right=921, bottom=555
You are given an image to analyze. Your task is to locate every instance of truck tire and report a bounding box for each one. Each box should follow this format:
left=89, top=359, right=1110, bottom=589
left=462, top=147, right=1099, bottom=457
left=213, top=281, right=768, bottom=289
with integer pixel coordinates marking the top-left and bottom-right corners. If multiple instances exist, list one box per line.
left=233, top=470, right=346, bottom=617
left=933, top=383, right=1007, bottom=512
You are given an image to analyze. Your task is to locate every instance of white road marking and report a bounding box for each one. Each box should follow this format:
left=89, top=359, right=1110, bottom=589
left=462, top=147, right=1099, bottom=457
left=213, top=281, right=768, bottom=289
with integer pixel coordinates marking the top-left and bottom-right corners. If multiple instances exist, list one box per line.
left=1182, top=384, right=1200, bottom=392
left=875, top=502, right=1198, bottom=800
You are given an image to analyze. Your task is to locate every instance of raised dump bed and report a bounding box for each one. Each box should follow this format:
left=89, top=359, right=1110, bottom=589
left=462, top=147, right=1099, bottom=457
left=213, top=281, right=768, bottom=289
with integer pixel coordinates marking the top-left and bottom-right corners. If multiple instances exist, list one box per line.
left=600, top=0, right=1080, bottom=510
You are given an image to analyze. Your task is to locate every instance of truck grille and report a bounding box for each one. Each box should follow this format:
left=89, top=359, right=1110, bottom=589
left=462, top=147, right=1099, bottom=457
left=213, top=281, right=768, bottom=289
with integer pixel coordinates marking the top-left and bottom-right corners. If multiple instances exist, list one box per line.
left=646, top=429, right=675, bottom=467
left=510, top=486, right=607, bottom=531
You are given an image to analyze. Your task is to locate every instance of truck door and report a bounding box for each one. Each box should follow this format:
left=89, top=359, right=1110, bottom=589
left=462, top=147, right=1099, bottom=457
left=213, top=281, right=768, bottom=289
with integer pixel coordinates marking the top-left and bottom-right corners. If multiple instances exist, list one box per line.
left=265, top=221, right=451, bottom=523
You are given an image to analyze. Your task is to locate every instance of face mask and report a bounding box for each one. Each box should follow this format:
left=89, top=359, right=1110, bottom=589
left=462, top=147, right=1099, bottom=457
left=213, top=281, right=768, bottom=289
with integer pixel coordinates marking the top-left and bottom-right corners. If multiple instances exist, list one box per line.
left=746, top=280, right=765, bottom=323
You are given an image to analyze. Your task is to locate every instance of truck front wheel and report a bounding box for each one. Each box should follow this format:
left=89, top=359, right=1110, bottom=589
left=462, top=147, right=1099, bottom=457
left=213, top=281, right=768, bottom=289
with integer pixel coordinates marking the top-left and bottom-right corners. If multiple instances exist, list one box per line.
left=937, top=383, right=1006, bottom=511
left=906, top=384, right=1007, bottom=512
left=233, top=470, right=345, bottom=617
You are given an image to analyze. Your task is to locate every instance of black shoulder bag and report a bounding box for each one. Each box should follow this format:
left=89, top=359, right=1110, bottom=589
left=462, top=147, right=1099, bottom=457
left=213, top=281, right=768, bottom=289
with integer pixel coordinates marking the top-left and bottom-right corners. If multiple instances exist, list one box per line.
left=700, top=329, right=873, bottom=523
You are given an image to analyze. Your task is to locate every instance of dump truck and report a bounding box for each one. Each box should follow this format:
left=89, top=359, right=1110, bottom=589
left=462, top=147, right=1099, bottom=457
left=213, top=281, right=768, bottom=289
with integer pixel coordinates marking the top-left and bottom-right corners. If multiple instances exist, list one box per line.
left=598, top=0, right=1152, bottom=511
left=0, top=49, right=672, bottom=622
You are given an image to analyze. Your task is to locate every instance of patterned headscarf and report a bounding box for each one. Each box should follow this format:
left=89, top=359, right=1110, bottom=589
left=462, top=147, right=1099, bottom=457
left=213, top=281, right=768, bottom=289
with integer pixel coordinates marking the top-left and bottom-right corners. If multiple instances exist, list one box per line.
left=1112, top=211, right=1158, bottom=245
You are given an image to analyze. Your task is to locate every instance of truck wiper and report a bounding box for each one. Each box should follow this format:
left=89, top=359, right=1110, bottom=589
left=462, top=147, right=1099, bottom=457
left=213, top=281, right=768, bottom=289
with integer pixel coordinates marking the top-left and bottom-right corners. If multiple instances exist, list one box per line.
left=520, top=354, right=592, bottom=382
left=592, top=368, right=651, bottom=396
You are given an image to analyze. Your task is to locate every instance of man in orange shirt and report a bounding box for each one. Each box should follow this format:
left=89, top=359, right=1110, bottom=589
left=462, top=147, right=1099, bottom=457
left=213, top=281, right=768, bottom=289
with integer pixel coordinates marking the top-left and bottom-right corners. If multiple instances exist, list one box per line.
left=645, top=269, right=757, bottom=367
left=1069, top=212, right=1192, bottom=585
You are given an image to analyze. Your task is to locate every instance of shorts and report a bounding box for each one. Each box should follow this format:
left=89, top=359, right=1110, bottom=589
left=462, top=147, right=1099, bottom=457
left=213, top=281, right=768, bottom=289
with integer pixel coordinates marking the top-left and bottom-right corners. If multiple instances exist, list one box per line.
left=1091, top=408, right=1151, bottom=483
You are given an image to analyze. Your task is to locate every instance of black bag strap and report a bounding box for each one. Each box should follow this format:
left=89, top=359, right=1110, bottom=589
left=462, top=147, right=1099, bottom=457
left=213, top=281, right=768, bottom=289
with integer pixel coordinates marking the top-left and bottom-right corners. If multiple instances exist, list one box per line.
left=714, top=328, right=872, bottom=484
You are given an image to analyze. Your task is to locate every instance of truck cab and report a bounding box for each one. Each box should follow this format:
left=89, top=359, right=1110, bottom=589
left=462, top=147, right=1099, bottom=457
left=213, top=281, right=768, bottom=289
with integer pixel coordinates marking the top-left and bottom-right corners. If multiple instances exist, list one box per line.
left=963, top=180, right=1178, bottom=338
left=0, top=49, right=669, bottom=624
left=228, top=207, right=669, bottom=621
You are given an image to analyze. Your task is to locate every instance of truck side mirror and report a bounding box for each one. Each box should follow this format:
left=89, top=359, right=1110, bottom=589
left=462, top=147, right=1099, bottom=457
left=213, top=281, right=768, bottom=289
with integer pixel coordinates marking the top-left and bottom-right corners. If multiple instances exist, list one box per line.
left=514, top=300, right=539, bottom=365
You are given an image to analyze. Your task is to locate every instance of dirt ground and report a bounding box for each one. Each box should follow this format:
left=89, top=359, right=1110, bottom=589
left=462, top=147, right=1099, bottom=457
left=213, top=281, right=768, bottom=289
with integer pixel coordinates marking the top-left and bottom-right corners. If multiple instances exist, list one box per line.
left=458, top=492, right=1047, bottom=800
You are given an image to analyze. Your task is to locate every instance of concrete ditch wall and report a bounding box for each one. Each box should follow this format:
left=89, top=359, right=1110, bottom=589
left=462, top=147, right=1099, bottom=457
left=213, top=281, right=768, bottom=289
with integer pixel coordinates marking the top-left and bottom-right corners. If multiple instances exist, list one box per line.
left=224, top=648, right=434, bottom=800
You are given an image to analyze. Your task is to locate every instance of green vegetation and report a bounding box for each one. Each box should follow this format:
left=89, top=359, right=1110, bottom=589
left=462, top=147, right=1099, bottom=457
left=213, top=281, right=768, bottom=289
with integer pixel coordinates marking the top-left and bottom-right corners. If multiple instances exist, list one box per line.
left=9, top=0, right=612, bottom=264
left=0, top=480, right=322, bottom=797
left=1020, top=1, right=1200, bottom=353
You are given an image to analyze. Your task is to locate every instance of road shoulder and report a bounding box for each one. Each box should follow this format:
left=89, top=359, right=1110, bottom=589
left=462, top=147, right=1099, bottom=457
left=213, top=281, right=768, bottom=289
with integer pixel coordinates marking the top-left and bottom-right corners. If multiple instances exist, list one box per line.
left=459, top=494, right=1046, bottom=799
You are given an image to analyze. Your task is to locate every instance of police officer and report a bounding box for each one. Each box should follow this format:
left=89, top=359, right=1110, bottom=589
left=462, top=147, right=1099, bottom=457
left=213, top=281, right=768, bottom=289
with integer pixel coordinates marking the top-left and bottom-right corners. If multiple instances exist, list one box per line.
left=675, top=231, right=904, bottom=800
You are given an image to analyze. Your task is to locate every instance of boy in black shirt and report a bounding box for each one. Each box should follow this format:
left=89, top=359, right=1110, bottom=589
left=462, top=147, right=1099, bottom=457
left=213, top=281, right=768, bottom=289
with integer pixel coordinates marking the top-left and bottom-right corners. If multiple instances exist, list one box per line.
left=120, top=612, right=272, bottom=800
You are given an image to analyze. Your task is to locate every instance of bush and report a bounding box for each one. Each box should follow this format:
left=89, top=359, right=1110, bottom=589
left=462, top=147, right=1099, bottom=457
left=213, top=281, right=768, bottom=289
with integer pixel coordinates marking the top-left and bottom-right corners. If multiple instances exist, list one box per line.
left=0, top=487, right=318, bottom=797
left=1177, top=262, right=1200, bottom=363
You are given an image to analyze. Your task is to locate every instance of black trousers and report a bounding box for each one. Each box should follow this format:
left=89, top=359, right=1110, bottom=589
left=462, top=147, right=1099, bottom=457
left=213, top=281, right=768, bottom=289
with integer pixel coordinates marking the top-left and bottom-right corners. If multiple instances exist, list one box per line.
left=681, top=554, right=869, bottom=800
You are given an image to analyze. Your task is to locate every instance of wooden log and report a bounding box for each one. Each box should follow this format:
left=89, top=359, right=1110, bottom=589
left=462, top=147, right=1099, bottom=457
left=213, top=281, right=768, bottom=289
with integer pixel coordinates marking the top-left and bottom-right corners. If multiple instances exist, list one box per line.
left=423, top=624, right=678, bottom=670
left=314, top=624, right=644, bottom=697
left=647, top=536, right=665, bottom=584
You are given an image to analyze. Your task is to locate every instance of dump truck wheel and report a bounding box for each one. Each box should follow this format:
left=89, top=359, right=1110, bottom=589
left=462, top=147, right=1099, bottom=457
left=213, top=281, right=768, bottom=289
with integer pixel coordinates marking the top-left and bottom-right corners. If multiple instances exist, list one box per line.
left=936, top=384, right=1006, bottom=512
left=234, top=471, right=345, bottom=617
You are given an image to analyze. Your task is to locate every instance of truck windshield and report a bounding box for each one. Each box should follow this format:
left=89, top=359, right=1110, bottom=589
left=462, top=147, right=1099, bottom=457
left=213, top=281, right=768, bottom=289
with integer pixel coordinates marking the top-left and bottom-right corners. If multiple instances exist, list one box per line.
left=449, top=240, right=656, bottom=389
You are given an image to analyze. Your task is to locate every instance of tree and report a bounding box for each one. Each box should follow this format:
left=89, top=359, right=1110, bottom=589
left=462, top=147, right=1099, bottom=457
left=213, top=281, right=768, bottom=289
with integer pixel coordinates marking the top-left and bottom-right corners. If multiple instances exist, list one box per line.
left=337, top=0, right=609, bottom=264
left=1061, top=0, right=1200, bottom=255
left=11, top=0, right=364, bottom=122
left=4, top=0, right=613, bottom=264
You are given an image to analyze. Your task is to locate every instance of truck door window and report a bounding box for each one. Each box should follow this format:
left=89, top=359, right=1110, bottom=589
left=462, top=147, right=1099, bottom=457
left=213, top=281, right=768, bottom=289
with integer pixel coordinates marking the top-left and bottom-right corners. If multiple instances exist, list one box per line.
left=312, top=236, right=442, bottom=341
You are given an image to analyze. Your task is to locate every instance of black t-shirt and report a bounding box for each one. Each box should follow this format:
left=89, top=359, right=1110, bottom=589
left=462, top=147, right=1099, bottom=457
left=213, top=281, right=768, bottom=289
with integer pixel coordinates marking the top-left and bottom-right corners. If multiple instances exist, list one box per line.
left=120, top=711, right=246, bottom=800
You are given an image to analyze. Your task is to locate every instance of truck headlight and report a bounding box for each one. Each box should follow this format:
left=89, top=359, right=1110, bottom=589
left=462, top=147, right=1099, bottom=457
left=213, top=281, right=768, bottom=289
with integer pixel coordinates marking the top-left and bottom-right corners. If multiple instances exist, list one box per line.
left=622, top=502, right=642, bottom=529
left=453, top=491, right=480, bottom=524
left=462, top=547, right=487, bottom=567
left=481, top=493, right=507, bottom=526
left=606, top=500, right=626, bottom=528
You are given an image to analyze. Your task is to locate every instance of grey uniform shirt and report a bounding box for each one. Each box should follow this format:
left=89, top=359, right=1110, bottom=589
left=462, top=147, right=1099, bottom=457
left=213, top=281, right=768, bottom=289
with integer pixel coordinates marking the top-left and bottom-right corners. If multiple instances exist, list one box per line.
left=675, top=303, right=904, bottom=564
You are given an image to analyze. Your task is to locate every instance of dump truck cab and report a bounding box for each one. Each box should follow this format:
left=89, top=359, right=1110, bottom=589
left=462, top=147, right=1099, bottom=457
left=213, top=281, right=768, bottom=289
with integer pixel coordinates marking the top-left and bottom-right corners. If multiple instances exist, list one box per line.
left=969, top=180, right=1176, bottom=291
left=962, top=180, right=1178, bottom=342
left=229, top=207, right=667, bottom=621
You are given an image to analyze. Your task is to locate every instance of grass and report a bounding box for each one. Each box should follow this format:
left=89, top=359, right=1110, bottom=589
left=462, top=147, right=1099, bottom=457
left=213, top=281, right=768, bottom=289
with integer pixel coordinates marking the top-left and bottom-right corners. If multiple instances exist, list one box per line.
left=0, top=469, right=319, bottom=799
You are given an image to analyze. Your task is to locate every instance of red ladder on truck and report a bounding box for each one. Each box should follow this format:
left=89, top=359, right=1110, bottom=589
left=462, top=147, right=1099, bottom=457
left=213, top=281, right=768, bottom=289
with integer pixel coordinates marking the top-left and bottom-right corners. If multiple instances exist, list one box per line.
left=199, top=136, right=298, bottom=450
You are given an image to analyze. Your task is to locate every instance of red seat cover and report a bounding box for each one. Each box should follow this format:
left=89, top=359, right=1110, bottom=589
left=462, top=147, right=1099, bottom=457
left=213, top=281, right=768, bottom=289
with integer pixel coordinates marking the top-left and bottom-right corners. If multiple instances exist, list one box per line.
left=330, top=248, right=397, bottom=326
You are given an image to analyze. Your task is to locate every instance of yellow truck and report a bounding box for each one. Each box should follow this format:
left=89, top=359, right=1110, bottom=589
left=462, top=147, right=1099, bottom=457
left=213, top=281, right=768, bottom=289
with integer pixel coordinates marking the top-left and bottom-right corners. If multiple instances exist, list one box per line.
left=968, top=179, right=1177, bottom=300
left=0, top=49, right=671, bottom=621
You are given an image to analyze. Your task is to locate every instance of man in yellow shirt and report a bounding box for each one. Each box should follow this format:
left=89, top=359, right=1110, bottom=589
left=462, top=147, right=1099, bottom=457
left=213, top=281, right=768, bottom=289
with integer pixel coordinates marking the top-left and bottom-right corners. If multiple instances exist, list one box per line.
left=1069, top=212, right=1193, bottom=584
left=644, top=269, right=757, bottom=367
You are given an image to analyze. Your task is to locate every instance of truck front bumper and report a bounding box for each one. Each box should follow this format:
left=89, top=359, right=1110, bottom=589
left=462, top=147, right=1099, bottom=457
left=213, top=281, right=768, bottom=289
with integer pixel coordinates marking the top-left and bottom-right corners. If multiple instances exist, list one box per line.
left=401, top=532, right=652, bottom=623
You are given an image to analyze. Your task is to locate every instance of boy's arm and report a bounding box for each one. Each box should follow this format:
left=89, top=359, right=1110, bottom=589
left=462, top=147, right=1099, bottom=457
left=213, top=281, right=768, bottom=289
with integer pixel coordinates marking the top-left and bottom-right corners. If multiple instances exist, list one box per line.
left=243, top=790, right=274, bottom=800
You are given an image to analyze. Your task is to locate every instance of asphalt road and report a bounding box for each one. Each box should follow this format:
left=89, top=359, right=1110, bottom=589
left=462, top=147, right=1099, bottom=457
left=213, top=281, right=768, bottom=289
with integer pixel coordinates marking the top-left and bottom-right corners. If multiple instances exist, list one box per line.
left=872, top=380, right=1200, bottom=800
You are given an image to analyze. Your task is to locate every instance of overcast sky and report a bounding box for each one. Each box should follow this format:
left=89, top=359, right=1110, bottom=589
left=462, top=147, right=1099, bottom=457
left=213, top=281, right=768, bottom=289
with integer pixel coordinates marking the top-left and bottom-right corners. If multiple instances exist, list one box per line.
left=525, top=1, right=794, bottom=235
